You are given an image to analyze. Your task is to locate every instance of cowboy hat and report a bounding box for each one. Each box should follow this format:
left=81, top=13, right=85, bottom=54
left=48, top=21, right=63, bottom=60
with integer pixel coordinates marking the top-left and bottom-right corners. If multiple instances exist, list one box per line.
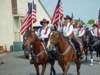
left=64, top=15, right=72, bottom=20
left=40, top=19, right=49, bottom=25
left=92, top=24, right=98, bottom=27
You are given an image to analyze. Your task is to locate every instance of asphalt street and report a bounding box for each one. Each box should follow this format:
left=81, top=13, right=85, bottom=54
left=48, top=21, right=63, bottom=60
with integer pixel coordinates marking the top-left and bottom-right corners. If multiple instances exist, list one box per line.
left=0, top=51, right=100, bottom=75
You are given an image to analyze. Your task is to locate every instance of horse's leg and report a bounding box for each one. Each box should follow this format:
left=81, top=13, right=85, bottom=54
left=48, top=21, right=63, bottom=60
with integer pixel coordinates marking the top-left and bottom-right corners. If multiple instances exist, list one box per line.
left=59, top=62, right=70, bottom=75
left=85, top=48, right=88, bottom=62
left=90, top=50, right=93, bottom=65
left=89, top=46, right=93, bottom=65
left=76, top=62, right=81, bottom=75
left=96, top=48, right=100, bottom=62
left=75, top=56, right=81, bottom=75
left=41, top=64, right=46, bottom=75
left=99, top=50, right=100, bottom=62
left=34, top=64, right=40, bottom=75
left=50, top=61, right=56, bottom=75
left=99, top=48, right=100, bottom=59
left=96, top=49, right=99, bottom=61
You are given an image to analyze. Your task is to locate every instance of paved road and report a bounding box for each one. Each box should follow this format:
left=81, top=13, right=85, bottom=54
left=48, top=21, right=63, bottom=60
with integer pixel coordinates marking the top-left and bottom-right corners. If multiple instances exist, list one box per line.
left=0, top=51, right=100, bottom=75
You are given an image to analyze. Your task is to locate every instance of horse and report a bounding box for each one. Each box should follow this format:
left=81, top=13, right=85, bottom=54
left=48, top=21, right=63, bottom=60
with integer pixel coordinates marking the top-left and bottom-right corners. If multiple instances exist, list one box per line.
left=24, top=30, right=56, bottom=75
left=22, top=29, right=32, bottom=59
left=47, top=31, right=82, bottom=75
left=88, top=33, right=100, bottom=62
left=93, top=37, right=100, bottom=62
left=79, top=28, right=95, bottom=64
left=79, top=28, right=91, bottom=62
left=84, top=28, right=100, bottom=64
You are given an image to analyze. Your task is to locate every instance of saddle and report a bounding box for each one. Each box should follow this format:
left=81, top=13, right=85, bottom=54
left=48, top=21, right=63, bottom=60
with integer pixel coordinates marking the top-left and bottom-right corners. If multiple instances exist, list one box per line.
left=68, top=37, right=82, bottom=56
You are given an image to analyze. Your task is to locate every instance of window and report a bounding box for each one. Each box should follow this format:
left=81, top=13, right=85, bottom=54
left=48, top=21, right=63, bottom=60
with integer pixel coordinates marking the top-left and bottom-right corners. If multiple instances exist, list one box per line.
left=11, top=0, right=17, bottom=14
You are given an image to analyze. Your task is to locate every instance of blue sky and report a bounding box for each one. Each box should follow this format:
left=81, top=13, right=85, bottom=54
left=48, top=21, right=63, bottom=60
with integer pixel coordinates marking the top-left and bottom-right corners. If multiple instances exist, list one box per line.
left=42, top=0, right=100, bottom=22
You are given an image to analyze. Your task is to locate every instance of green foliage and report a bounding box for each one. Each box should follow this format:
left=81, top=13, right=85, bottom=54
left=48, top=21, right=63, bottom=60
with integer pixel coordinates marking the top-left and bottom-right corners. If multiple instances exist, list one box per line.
left=87, top=19, right=95, bottom=25
left=75, top=19, right=85, bottom=25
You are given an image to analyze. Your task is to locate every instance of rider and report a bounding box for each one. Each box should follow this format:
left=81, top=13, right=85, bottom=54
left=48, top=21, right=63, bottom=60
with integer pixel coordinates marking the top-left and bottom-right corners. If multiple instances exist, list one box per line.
left=59, top=15, right=82, bottom=55
left=76, top=22, right=85, bottom=37
left=37, top=19, right=51, bottom=47
left=75, top=22, right=85, bottom=48
left=58, top=15, right=74, bottom=37
left=90, top=22, right=100, bottom=63
left=91, top=22, right=100, bottom=38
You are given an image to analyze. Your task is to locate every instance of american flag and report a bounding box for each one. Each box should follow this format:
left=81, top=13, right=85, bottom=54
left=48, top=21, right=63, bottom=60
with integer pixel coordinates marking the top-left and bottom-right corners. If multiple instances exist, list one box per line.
left=20, top=0, right=36, bottom=35
left=51, top=0, right=64, bottom=28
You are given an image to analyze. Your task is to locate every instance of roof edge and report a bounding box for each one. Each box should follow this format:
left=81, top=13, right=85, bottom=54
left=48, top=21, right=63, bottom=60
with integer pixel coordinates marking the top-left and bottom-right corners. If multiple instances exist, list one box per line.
left=38, top=0, right=51, bottom=20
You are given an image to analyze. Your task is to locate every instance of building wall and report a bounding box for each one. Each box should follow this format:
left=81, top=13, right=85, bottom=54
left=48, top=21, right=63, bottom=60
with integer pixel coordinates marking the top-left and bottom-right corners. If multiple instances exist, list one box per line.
left=0, top=0, right=14, bottom=51
left=14, top=0, right=28, bottom=42
left=0, top=0, right=51, bottom=51
left=33, top=0, right=51, bottom=26
left=0, top=0, right=28, bottom=51
left=17, top=0, right=28, bottom=16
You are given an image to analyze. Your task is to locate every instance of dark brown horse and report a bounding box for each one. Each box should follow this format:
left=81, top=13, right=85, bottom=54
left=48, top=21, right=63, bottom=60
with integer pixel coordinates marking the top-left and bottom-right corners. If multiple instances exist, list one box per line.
left=24, top=30, right=55, bottom=75
left=47, top=31, right=82, bottom=75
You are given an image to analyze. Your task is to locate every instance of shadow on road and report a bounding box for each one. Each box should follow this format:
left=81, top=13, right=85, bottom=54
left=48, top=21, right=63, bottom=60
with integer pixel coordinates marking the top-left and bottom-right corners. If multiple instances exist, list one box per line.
left=29, top=73, right=74, bottom=75
left=56, top=73, right=74, bottom=75
left=15, top=55, right=28, bottom=60
left=29, top=73, right=36, bottom=75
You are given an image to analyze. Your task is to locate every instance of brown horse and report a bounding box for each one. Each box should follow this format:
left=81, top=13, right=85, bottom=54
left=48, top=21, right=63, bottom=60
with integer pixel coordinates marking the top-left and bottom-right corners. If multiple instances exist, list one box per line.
left=24, top=30, right=55, bottom=75
left=47, top=31, right=82, bottom=75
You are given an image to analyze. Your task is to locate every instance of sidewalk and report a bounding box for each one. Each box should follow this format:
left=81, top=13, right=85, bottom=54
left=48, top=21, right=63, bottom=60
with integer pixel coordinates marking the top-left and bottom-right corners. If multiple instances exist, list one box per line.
left=0, top=45, right=7, bottom=54
left=0, top=51, right=7, bottom=65
left=0, top=50, right=6, bottom=54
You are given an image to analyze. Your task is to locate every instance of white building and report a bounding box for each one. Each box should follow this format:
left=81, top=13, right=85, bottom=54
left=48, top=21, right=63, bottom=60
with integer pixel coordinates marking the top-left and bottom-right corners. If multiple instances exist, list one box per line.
left=0, top=0, right=51, bottom=51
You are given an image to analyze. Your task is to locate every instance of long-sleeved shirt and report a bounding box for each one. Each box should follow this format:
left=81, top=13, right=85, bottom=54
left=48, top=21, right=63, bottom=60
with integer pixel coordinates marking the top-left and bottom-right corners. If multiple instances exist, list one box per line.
left=91, top=27, right=100, bottom=37
left=75, top=28, right=85, bottom=37
left=38, top=26, right=51, bottom=40
left=58, top=23, right=74, bottom=37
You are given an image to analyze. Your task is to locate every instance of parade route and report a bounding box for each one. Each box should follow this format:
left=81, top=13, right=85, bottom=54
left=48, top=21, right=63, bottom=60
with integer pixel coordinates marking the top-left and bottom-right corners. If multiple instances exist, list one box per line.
left=0, top=51, right=100, bottom=75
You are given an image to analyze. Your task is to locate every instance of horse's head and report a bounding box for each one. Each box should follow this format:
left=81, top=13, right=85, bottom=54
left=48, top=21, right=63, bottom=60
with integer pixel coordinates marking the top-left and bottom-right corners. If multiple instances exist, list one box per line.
left=23, top=29, right=38, bottom=48
left=48, top=31, right=60, bottom=45
left=82, top=28, right=90, bottom=44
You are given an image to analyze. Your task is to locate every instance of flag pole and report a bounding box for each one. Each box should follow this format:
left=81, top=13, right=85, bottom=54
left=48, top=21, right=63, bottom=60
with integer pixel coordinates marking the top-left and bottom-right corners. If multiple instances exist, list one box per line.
left=71, top=12, right=74, bottom=19
left=98, top=9, right=100, bottom=25
left=31, top=1, right=33, bottom=30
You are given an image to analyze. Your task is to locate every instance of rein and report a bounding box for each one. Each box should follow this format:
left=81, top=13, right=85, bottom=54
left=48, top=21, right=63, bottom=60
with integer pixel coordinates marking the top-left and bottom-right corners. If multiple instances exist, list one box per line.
left=58, top=36, right=72, bottom=56
left=30, top=35, right=47, bottom=57
left=36, top=50, right=45, bottom=56
left=61, top=45, right=71, bottom=56
left=33, top=42, right=47, bottom=57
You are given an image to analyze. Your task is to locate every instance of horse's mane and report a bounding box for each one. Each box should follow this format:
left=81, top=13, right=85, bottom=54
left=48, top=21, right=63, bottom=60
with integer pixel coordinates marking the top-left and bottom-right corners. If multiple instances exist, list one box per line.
left=57, top=31, right=69, bottom=43
left=52, top=31, right=70, bottom=52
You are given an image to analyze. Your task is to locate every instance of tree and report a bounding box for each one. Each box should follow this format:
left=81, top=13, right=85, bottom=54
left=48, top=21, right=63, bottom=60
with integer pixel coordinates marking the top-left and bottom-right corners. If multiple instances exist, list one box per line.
left=75, top=19, right=85, bottom=25
left=87, top=19, right=95, bottom=26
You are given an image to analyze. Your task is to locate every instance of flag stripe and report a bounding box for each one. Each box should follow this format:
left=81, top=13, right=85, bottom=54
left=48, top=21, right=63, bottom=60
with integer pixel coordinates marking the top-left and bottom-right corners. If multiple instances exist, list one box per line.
left=21, top=17, right=32, bottom=33
left=51, top=0, right=64, bottom=28
left=21, top=21, right=32, bottom=35
left=20, top=0, right=36, bottom=35
left=20, top=18, right=32, bottom=35
left=20, top=14, right=32, bottom=30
